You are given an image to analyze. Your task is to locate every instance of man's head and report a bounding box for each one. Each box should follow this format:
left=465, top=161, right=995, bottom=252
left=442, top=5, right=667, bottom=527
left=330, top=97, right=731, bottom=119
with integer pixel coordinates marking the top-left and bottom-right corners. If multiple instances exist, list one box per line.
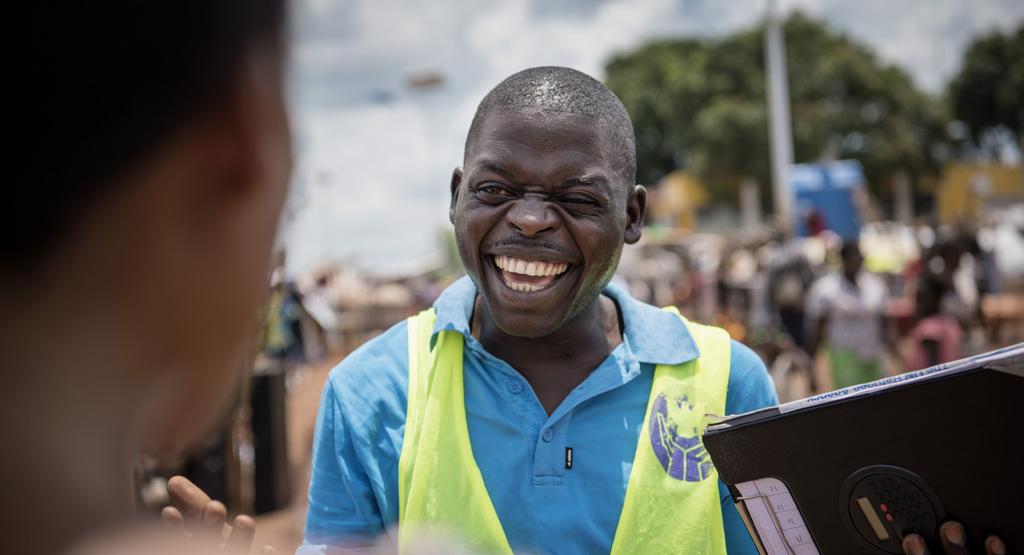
left=840, top=241, right=864, bottom=281
left=7, top=1, right=292, bottom=451
left=450, top=66, right=646, bottom=338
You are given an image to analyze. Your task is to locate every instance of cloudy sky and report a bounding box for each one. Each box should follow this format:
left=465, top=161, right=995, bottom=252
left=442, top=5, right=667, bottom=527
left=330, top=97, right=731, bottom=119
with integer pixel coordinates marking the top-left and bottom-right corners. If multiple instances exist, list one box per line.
left=280, top=0, right=1024, bottom=276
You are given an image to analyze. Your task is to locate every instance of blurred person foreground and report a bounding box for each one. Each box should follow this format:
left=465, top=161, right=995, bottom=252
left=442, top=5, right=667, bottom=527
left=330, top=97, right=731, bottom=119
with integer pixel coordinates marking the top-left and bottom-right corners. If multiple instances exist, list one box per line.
left=3, top=1, right=291, bottom=553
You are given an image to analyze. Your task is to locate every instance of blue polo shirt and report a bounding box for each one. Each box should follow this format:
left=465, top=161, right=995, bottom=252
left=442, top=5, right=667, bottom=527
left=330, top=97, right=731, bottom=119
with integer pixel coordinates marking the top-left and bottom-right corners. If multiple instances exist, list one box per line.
left=299, top=276, right=777, bottom=554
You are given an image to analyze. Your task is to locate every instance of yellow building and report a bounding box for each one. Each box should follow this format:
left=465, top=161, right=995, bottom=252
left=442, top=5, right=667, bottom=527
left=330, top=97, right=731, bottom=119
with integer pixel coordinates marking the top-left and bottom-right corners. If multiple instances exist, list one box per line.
left=648, top=171, right=709, bottom=232
left=937, top=163, right=1024, bottom=224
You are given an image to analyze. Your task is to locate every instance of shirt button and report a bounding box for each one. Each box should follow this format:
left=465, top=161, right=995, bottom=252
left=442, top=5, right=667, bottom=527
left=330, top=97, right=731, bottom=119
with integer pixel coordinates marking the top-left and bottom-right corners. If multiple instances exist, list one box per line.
left=541, top=428, right=554, bottom=442
left=507, top=381, right=523, bottom=394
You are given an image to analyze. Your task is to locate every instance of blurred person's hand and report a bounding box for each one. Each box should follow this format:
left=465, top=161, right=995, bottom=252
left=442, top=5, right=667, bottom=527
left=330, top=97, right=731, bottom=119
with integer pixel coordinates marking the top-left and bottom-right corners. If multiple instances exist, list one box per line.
left=162, top=475, right=274, bottom=553
left=161, top=477, right=510, bottom=555
left=901, top=521, right=1005, bottom=555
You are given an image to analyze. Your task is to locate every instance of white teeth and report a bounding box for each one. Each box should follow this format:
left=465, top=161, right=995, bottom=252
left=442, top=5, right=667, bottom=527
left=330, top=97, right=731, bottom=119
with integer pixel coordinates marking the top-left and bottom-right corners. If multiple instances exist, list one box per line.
left=509, top=282, right=543, bottom=292
left=492, top=255, right=572, bottom=293
left=494, top=256, right=569, bottom=277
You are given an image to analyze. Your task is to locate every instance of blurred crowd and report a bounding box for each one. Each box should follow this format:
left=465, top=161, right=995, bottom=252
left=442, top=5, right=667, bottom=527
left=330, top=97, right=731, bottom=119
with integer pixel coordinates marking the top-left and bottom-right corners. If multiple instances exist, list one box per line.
left=617, top=207, right=1024, bottom=400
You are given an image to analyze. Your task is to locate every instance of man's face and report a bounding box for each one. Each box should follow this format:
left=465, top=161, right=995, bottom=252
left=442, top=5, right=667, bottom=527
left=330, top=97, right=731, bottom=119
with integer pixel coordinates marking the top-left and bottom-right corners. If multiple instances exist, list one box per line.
left=450, top=109, right=645, bottom=338
left=842, top=248, right=864, bottom=279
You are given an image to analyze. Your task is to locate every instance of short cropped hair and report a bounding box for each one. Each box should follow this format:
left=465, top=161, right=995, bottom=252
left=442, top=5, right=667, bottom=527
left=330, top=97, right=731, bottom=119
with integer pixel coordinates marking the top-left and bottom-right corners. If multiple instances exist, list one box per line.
left=8, top=0, right=287, bottom=269
left=464, top=66, right=637, bottom=185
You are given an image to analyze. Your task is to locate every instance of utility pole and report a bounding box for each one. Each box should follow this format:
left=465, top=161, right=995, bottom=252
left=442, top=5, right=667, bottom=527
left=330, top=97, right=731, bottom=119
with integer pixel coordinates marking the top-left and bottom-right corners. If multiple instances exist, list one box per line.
left=765, top=0, right=795, bottom=235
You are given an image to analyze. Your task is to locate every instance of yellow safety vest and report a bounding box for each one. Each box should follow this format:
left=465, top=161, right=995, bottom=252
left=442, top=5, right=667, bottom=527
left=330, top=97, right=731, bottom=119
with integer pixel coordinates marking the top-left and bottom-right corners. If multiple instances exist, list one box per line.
left=398, top=306, right=730, bottom=554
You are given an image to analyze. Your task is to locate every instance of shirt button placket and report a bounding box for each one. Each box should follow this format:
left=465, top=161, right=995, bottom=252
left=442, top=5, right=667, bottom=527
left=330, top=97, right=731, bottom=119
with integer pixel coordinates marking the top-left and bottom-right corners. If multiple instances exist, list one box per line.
left=507, top=381, right=523, bottom=394
left=541, top=428, right=554, bottom=443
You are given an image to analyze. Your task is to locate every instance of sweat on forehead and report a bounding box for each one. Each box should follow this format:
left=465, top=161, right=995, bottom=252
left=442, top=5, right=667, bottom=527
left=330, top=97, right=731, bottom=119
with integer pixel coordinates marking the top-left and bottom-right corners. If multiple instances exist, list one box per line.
left=464, top=66, right=637, bottom=183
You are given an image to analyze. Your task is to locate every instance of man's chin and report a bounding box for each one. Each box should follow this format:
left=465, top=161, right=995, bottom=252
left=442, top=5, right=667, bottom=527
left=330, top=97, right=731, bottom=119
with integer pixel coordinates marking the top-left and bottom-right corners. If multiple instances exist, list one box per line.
left=484, top=309, right=568, bottom=339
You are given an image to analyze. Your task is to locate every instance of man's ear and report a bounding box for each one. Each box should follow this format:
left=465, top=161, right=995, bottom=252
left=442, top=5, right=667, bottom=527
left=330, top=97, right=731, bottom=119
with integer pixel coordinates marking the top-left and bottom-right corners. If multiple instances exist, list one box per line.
left=624, top=185, right=647, bottom=245
left=449, top=167, right=463, bottom=225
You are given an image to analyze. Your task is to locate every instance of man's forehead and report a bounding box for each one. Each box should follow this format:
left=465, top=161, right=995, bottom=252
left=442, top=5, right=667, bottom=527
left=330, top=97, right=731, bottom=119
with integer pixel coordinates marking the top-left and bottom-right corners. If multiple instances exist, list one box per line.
left=475, top=106, right=604, bottom=136
left=468, top=110, right=610, bottom=162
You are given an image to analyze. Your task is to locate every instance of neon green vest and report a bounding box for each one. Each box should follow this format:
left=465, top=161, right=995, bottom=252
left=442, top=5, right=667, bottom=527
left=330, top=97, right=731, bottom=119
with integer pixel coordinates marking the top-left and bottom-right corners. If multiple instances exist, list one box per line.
left=398, top=307, right=730, bottom=554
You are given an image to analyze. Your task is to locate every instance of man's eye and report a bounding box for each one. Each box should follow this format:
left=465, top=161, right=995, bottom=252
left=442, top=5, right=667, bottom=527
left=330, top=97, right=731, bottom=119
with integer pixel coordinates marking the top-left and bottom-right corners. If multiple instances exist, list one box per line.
left=560, top=195, right=598, bottom=205
left=478, top=184, right=513, bottom=197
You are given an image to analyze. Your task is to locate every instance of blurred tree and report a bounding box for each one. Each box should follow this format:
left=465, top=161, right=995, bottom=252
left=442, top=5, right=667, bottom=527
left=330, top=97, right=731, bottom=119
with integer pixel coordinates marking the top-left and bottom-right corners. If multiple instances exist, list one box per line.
left=949, top=26, right=1024, bottom=152
left=605, top=13, right=947, bottom=209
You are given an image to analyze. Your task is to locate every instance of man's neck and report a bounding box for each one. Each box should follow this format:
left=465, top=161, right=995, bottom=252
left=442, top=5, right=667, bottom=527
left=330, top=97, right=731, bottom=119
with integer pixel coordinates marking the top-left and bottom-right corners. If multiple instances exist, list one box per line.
left=472, top=294, right=622, bottom=414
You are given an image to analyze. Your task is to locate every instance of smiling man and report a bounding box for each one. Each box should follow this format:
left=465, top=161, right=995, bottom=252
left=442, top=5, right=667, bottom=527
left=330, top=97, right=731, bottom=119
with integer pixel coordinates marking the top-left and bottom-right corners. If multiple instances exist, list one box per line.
left=299, top=67, right=777, bottom=554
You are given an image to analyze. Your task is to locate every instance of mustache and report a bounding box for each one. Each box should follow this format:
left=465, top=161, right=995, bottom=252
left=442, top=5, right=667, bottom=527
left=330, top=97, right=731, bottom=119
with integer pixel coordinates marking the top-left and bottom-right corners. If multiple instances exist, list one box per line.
left=484, top=238, right=573, bottom=257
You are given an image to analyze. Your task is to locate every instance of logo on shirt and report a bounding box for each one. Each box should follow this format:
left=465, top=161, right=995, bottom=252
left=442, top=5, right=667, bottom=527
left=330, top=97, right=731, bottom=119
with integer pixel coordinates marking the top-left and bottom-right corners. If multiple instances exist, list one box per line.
left=649, top=393, right=713, bottom=482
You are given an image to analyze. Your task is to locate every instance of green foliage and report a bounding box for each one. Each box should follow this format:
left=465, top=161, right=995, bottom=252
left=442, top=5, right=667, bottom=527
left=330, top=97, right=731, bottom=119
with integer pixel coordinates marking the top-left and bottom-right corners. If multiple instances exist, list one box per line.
left=605, top=13, right=947, bottom=206
left=949, top=26, right=1024, bottom=141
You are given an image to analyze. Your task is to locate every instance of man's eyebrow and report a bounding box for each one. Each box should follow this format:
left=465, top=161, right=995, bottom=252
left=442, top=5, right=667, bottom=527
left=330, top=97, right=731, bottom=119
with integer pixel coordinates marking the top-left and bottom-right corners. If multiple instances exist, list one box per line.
left=559, top=174, right=608, bottom=188
left=476, top=160, right=516, bottom=179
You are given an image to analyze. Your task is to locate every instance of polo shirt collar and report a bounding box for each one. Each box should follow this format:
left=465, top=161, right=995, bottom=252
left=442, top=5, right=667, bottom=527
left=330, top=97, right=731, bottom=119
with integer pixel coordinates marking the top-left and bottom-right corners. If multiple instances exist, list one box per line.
left=431, top=276, right=700, bottom=366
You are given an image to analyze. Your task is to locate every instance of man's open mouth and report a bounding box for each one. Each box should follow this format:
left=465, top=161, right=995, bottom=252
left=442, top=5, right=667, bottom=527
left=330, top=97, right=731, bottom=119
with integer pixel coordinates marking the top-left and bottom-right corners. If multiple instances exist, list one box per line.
left=493, top=255, right=571, bottom=293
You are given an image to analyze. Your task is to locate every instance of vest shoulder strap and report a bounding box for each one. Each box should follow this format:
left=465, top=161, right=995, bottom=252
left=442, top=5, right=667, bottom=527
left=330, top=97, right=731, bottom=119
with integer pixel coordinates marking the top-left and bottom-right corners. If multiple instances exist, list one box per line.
left=398, top=308, right=513, bottom=555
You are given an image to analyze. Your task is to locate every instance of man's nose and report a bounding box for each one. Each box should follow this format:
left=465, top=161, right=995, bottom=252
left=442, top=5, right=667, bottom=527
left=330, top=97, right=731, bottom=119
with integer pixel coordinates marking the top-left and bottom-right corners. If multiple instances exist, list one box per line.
left=507, top=195, right=560, bottom=237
